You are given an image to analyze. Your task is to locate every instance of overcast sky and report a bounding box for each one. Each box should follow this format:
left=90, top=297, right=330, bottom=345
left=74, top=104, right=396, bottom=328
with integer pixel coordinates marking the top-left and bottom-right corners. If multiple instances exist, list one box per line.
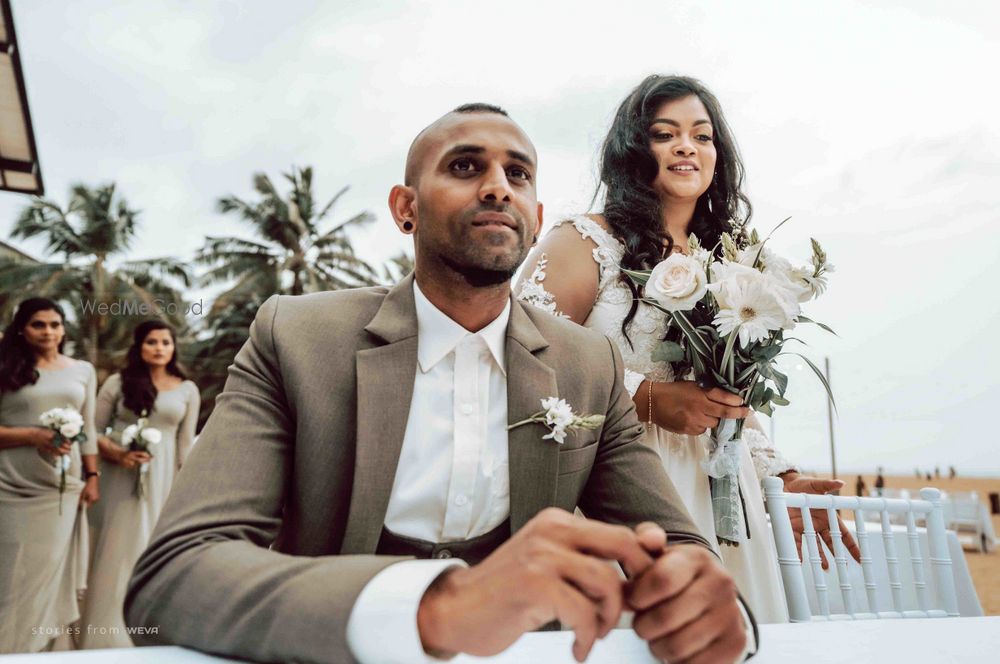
left=3, top=0, right=998, bottom=475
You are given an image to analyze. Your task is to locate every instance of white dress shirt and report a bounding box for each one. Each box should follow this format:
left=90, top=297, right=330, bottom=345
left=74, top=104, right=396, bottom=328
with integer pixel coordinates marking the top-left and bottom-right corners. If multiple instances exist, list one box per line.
left=348, top=281, right=510, bottom=663
left=383, top=281, right=511, bottom=542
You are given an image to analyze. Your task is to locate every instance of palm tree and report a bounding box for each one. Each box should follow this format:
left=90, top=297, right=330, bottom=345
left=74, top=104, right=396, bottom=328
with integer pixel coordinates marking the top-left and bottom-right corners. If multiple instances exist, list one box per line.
left=0, top=183, right=192, bottom=373
left=190, top=167, right=378, bottom=426
left=196, top=167, right=378, bottom=311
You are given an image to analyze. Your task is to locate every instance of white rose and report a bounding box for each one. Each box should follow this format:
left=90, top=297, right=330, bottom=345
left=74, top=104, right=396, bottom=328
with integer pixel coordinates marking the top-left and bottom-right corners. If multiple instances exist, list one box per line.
left=646, top=254, right=708, bottom=312
left=122, top=424, right=139, bottom=446
left=59, top=422, right=82, bottom=439
left=140, top=428, right=162, bottom=445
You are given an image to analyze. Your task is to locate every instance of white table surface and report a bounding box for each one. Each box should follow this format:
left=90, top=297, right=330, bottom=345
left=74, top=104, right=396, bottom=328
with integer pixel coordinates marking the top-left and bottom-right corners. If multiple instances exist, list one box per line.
left=3, top=617, right=998, bottom=663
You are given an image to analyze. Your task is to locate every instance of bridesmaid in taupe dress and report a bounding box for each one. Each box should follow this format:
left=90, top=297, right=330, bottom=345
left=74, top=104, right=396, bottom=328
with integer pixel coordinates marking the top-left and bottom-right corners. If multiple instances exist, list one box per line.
left=0, top=298, right=100, bottom=653
left=80, top=320, right=199, bottom=648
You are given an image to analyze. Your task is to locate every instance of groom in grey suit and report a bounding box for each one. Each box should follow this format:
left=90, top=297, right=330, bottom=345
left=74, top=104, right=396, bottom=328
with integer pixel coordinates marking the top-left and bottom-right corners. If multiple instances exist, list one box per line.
left=126, top=103, right=755, bottom=663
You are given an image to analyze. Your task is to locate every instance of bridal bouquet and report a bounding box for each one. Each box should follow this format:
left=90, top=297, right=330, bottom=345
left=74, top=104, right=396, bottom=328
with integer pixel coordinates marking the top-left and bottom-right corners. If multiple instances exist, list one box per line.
left=121, top=411, right=162, bottom=499
left=625, top=219, right=835, bottom=545
left=39, top=406, right=87, bottom=513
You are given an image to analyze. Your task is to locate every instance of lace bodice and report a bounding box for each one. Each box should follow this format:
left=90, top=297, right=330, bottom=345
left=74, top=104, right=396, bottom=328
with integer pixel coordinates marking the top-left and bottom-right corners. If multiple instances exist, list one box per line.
left=516, top=215, right=795, bottom=479
left=520, top=215, right=675, bottom=395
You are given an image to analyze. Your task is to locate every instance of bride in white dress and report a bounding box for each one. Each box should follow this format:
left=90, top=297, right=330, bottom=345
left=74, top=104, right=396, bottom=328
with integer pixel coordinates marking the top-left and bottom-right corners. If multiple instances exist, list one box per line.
left=516, top=75, right=859, bottom=623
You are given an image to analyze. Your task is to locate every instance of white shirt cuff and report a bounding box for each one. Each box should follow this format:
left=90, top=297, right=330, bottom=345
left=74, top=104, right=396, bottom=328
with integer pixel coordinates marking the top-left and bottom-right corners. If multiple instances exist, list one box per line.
left=346, top=559, right=467, bottom=664
left=737, top=597, right=757, bottom=661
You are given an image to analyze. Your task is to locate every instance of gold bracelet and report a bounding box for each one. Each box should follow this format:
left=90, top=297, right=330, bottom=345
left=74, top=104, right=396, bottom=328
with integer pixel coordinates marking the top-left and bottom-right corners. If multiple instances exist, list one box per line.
left=646, top=380, right=654, bottom=430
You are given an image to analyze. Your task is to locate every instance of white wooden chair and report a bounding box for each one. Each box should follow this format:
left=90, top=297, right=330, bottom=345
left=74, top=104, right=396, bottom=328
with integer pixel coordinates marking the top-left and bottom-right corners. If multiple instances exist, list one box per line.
left=944, top=491, right=986, bottom=552
left=764, top=476, right=960, bottom=621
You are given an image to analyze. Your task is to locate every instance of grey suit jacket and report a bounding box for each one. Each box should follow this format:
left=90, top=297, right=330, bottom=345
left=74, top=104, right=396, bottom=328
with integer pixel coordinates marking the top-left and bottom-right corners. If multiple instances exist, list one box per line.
left=125, top=274, right=711, bottom=663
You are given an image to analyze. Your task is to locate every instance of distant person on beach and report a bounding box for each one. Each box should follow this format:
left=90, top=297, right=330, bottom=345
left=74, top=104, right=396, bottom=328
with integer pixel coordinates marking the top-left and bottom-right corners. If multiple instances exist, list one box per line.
left=949, top=466, right=957, bottom=480
left=874, top=468, right=885, bottom=497
left=915, top=468, right=921, bottom=479
left=926, top=472, right=932, bottom=481
left=934, top=466, right=940, bottom=479
left=855, top=475, right=866, bottom=497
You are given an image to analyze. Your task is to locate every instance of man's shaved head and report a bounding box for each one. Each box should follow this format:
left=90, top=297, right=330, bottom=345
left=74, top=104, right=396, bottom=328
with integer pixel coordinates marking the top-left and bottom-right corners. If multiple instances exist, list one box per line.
left=404, top=103, right=523, bottom=186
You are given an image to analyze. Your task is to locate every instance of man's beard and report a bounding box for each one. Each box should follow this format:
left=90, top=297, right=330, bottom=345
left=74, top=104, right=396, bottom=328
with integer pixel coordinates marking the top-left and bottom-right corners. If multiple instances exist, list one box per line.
left=440, top=255, right=519, bottom=287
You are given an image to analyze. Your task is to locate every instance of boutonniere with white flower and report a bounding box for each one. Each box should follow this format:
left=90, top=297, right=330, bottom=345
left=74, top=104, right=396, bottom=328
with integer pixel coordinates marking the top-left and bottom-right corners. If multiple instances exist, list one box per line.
left=39, top=406, right=87, bottom=513
left=121, top=410, right=162, bottom=499
left=507, top=397, right=605, bottom=444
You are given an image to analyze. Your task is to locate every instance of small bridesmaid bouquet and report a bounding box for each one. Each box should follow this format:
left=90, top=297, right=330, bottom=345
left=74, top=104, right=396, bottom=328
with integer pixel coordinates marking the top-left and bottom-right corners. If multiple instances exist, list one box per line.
left=39, top=406, right=87, bottom=514
left=121, top=411, right=162, bottom=499
left=507, top=397, right=605, bottom=444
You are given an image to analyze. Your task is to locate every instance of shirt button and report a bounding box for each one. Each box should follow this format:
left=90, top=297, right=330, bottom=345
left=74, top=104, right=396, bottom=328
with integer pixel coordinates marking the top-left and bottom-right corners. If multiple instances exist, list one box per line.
left=460, top=403, right=474, bottom=415
left=455, top=494, right=469, bottom=506
left=434, top=549, right=452, bottom=559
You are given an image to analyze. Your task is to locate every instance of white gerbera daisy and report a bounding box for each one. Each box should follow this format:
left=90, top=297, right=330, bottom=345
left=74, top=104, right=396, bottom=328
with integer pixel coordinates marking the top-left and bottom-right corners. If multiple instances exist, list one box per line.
left=709, top=267, right=788, bottom=347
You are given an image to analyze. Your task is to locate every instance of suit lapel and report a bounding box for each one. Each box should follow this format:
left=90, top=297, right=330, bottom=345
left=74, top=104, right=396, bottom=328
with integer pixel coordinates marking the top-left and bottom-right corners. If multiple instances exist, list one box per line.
left=341, top=275, right=418, bottom=554
left=506, top=301, right=560, bottom=533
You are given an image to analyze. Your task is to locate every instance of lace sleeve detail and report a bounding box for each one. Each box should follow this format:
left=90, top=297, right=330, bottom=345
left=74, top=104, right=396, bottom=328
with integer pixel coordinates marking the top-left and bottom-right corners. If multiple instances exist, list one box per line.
left=743, top=425, right=797, bottom=481
left=516, top=254, right=569, bottom=318
left=623, top=369, right=646, bottom=398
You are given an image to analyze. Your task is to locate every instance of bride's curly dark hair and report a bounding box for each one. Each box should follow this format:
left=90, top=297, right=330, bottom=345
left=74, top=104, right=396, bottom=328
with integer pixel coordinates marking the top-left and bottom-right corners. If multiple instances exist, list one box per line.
left=596, top=75, right=752, bottom=344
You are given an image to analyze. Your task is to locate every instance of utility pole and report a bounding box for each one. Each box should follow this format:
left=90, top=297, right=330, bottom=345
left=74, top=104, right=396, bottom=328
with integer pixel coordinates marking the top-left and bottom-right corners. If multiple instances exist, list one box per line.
left=825, top=356, right=837, bottom=480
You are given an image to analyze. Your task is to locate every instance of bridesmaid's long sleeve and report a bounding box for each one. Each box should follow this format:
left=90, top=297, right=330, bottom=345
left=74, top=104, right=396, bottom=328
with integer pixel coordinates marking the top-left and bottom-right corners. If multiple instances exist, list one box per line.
left=80, top=363, right=99, bottom=456
left=176, top=383, right=201, bottom=468
left=94, top=374, right=121, bottom=435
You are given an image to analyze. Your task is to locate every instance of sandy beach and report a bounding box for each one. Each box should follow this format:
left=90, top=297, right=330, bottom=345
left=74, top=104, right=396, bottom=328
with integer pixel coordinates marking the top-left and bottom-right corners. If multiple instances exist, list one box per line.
left=816, top=473, right=1000, bottom=615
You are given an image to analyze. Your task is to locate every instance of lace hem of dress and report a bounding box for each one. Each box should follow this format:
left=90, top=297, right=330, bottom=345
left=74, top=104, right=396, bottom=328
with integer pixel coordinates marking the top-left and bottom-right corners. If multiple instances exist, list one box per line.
left=743, top=427, right=797, bottom=481
left=516, top=254, right=569, bottom=318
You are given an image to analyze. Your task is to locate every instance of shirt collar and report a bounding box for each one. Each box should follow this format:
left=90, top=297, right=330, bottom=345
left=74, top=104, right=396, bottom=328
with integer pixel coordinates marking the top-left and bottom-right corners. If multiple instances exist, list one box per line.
left=413, top=280, right=509, bottom=375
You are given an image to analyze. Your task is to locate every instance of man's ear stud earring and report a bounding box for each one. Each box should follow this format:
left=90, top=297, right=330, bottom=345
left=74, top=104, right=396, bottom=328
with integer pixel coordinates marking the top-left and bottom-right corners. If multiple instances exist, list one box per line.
left=403, top=221, right=414, bottom=232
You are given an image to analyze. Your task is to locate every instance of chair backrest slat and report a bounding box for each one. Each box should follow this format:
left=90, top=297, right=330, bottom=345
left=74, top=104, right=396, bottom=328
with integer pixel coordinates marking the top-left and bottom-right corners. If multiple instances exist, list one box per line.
left=920, top=488, right=960, bottom=617
left=763, top=478, right=813, bottom=622
left=798, top=503, right=831, bottom=616
left=826, top=504, right=857, bottom=615
left=905, top=510, right=930, bottom=614
left=852, top=506, right=881, bottom=614
left=880, top=507, right=904, bottom=612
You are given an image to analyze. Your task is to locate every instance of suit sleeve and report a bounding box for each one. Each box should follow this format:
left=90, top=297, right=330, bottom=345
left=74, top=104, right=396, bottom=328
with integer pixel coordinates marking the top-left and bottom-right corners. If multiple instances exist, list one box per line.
left=124, top=295, right=406, bottom=664
left=577, top=337, right=714, bottom=551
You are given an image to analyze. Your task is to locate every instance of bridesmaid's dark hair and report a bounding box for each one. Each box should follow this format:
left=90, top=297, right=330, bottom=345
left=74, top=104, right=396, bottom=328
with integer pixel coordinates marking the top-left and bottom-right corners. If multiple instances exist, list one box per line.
left=0, top=298, right=67, bottom=393
left=120, top=320, right=187, bottom=416
left=596, top=74, right=752, bottom=342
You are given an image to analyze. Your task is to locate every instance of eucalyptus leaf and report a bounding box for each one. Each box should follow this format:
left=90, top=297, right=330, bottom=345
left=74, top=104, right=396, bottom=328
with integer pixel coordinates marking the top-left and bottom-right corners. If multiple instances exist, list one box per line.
left=772, top=395, right=790, bottom=406
left=772, top=369, right=788, bottom=396
left=652, top=340, right=686, bottom=363
left=752, top=344, right=782, bottom=362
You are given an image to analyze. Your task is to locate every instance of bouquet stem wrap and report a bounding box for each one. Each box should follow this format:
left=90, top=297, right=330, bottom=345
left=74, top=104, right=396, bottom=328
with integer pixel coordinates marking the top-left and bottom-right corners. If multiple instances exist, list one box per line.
left=703, top=418, right=747, bottom=546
